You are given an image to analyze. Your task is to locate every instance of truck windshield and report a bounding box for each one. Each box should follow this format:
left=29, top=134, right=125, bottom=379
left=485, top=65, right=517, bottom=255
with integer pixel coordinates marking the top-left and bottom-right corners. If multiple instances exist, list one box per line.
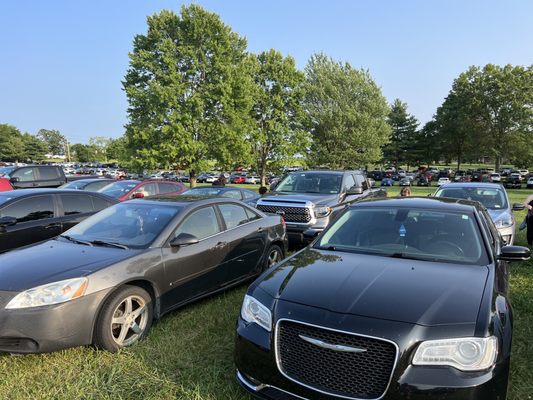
left=274, top=172, right=342, bottom=194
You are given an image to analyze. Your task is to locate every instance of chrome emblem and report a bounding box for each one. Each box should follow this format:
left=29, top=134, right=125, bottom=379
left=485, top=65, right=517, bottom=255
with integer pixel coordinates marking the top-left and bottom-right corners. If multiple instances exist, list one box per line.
left=298, top=334, right=367, bottom=353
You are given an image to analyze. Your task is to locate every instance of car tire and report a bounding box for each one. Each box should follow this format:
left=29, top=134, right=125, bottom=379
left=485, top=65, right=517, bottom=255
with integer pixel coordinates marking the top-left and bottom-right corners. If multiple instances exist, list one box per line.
left=263, top=244, right=284, bottom=271
left=93, top=285, right=153, bottom=352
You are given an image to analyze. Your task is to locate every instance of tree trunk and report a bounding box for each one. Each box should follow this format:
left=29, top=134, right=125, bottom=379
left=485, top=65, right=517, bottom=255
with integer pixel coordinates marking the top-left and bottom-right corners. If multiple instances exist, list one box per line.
left=189, top=169, right=197, bottom=188
left=495, top=156, right=501, bottom=173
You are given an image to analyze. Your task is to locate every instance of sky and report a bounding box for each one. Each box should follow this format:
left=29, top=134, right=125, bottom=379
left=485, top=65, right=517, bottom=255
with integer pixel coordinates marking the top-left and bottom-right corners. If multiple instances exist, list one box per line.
left=1, top=0, right=532, bottom=144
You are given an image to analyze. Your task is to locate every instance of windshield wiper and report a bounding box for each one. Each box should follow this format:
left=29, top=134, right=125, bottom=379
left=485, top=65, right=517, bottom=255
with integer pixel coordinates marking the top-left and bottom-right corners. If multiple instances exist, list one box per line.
left=89, top=240, right=129, bottom=250
left=389, top=253, right=437, bottom=262
left=59, top=235, right=93, bottom=247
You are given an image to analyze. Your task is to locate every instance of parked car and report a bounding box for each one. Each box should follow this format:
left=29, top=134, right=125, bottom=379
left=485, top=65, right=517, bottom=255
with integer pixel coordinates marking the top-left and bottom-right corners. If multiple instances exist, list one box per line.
left=245, top=175, right=260, bottom=185
left=416, top=177, right=430, bottom=186
left=0, top=189, right=117, bottom=253
left=0, top=178, right=13, bottom=192
left=235, top=197, right=530, bottom=400
left=381, top=177, right=394, bottom=186
left=0, top=197, right=287, bottom=353
left=256, top=170, right=386, bottom=244
left=181, top=186, right=261, bottom=206
left=527, top=176, right=533, bottom=189
left=489, top=173, right=501, bottom=183
left=437, top=177, right=451, bottom=186
left=0, top=165, right=67, bottom=189
left=98, top=180, right=186, bottom=201
left=399, top=177, right=411, bottom=186
left=434, top=183, right=522, bottom=244
left=59, top=178, right=115, bottom=192
left=518, top=169, right=529, bottom=177
left=231, top=175, right=247, bottom=184
left=504, top=175, right=521, bottom=189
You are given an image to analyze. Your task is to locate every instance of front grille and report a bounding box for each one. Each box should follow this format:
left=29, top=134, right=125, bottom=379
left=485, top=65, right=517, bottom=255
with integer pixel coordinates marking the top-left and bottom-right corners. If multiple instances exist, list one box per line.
left=277, top=320, right=397, bottom=399
left=257, top=204, right=311, bottom=223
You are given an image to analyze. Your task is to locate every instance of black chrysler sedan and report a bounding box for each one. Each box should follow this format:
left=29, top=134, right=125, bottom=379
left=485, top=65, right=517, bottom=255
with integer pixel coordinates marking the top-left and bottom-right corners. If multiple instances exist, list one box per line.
left=0, top=196, right=287, bottom=353
left=235, top=197, right=530, bottom=400
left=0, top=189, right=117, bottom=253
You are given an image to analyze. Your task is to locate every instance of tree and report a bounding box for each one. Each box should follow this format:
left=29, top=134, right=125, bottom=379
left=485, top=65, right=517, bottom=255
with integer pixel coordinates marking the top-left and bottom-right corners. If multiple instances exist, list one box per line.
left=88, top=136, right=111, bottom=162
left=106, top=136, right=129, bottom=163
left=383, top=99, right=419, bottom=168
left=71, top=143, right=94, bottom=163
left=37, top=129, right=67, bottom=156
left=304, top=54, right=391, bottom=168
left=0, top=124, right=25, bottom=161
left=249, top=49, right=308, bottom=186
left=123, top=5, right=254, bottom=185
left=22, top=133, right=48, bottom=161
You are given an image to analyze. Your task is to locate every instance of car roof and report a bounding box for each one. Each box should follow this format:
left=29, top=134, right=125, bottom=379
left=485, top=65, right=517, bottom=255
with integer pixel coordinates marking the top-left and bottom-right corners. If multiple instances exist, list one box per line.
left=353, top=196, right=482, bottom=212
left=439, top=182, right=504, bottom=189
left=131, top=195, right=250, bottom=208
left=290, top=170, right=362, bottom=175
left=68, top=178, right=114, bottom=183
left=0, top=189, right=116, bottom=198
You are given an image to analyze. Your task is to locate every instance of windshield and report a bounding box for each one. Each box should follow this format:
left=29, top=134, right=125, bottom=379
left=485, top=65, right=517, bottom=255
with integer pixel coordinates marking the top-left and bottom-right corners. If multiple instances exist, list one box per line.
left=98, top=180, right=140, bottom=198
left=274, top=172, right=342, bottom=194
left=59, top=180, right=87, bottom=189
left=63, top=202, right=181, bottom=249
left=315, top=207, right=488, bottom=265
left=183, top=188, right=223, bottom=196
left=0, top=166, right=15, bottom=178
left=435, top=187, right=508, bottom=210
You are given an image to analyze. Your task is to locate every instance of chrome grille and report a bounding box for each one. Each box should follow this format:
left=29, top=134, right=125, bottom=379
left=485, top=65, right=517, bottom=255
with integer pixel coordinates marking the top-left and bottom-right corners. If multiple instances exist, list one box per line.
left=276, top=320, right=397, bottom=400
left=257, top=204, right=311, bottom=223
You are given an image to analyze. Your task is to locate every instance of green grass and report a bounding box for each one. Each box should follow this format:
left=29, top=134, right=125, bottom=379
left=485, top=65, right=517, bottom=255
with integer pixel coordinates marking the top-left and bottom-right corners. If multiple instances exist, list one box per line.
left=0, top=186, right=532, bottom=399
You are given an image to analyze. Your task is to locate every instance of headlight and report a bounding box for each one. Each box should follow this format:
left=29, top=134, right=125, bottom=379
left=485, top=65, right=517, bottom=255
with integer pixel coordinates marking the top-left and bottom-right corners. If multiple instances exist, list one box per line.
left=5, top=278, right=88, bottom=309
left=413, top=336, right=497, bottom=371
left=241, top=294, right=272, bottom=332
left=314, top=206, right=332, bottom=218
left=494, top=214, right=513, bottom=228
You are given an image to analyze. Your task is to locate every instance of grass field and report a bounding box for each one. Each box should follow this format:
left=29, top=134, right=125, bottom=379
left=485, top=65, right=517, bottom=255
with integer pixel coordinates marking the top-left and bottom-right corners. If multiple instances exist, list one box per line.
left=0, top=186, right=532, bottom=399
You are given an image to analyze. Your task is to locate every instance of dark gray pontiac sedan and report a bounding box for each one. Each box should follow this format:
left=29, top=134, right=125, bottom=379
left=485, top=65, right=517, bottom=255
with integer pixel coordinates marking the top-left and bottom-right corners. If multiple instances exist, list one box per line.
left=0, top=196, right=287, bottom=353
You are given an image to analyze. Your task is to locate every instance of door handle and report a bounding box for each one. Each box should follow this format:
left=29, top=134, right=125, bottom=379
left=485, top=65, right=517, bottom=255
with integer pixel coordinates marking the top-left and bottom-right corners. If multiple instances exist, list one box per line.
left=45, top=223, right=61, bottom=230
left=257, top=227, right=264, bottom=232
left=213, top=241, right=227, bottom=250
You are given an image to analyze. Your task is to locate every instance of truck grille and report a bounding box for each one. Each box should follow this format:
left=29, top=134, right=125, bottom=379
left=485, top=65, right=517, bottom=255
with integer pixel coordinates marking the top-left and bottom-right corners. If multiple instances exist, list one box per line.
left=276, top=320, right=397, bottom=399
left=257, top=204, right=311, bottom=223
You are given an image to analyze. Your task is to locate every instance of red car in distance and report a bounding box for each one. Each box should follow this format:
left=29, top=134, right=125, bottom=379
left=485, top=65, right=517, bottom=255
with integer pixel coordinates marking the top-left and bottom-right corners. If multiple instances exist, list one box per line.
left=98, top=180, right=187, bottom=201
left=0, top=178, right=13, bottom=192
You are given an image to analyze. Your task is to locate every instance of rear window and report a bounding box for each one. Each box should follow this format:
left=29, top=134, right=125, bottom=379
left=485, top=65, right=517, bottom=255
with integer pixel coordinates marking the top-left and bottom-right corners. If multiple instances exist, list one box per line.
left=435, top=187, right=508, bottom=210
left=38, top=167, right=62, bottom=180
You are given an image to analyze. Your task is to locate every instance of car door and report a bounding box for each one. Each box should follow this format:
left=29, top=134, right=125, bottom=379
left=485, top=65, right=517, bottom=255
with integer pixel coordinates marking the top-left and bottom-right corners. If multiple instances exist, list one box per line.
left=217, top=203, right=266, bottom=283
left=9, top=167, right=37, bottom=189
left=35, top=167, right=65, bottom=188
left=159, top=205, right=230, bottom=312
left=0, top=195, right=59, bottom=252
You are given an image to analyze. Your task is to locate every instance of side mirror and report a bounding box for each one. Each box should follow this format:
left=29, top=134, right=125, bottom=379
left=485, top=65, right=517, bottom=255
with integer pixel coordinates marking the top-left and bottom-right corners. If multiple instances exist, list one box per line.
left=170, top=233, right=199, bottom=247
left=346, top=186, right=364, bottom=195
left=9, top=177, right=20, bottom=184
left=498, top=245, right=531, bottom=262
left=303, top=229, right=321, bottom=241
left=133, top=192, right=145, bottom=199
left=512, top=203, right=525, bottom=211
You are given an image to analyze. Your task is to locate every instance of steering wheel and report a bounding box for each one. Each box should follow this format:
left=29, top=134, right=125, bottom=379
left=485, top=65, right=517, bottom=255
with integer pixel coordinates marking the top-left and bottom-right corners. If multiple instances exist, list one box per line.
left=431, top=240, right=465, bottom=257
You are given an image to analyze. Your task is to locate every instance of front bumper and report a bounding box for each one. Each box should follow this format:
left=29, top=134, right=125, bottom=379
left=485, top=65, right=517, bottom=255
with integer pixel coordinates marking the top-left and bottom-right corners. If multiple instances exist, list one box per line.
left=497, top=225, right=515, bottom=245
left=235, top=301, right=509, bottom=400
left=0, top=289, right=111, bottom=353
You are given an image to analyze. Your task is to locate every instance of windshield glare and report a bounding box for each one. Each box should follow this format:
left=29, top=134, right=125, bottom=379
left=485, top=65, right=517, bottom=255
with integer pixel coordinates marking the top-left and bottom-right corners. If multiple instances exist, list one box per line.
left=435, top=187, right=508, bottom=210
left=183, top=188, right=223, bottom=196
left=274, top=173, right=342, bottom=194
left=98, top=181, right=139, bottom=198
left=0, top=166, right=15, bottom=178
left=316, top=207, right=488, bottom=265
left=64, top=203, right=180, bottom=248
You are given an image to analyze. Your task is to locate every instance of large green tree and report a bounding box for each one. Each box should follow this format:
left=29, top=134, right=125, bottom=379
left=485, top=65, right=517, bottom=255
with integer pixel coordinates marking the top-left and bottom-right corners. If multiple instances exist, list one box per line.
left=37, top=128, right=67, bottom=156
left=304, top=54, right=391, bottom=168
left=383, top=99, right=419, bottom=168
left=123, top=5, right=254, bottom=185
left=22, top=133, right=48, bottom=161
left=106, top=136, right=129, bottom=163
left=71, top=143, right=94, bottom=163
left=250, top=49, right=308, bottom=185
left=0, top=124, right=25, bottom=161
left=88, top=136, right=111, bottom=162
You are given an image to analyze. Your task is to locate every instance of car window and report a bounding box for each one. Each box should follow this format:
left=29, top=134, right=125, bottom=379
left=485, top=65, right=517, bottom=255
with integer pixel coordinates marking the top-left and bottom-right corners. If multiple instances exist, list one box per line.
left=11, top=167, right=35, bottom=182
left=242, top=190, right=257, bottom=199
left=38, top=167, right=61, bottom=180
left=158, top=182, right=179, bottom=194
left=435, top=187, right=508, bottom=210
left=221, top=190, right=242, bottom=200
left=61, top=194, right=94, bottom=215
left=0, top=196, right=54, bottom=222
left=343, top=175, right=356, bottom=192
left=219, top=204, right=250, bottom=229
left=173, top=206, right=220, bottom=240
left=316, top=207, right=488, bottom=265
left=85, top=180, right=113, bottom=191
left=274, top=172, right=342, bottom=194
left=133, top=183, right=158, bottom=197
left=245, top=208, right=262, bottom=222
left=91, top=196, right=115, bottom=211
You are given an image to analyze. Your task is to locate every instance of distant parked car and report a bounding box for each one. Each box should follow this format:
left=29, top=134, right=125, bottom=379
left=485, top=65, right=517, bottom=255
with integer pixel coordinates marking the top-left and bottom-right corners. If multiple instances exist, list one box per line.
left=489, top=173, right=501, bottom=183
left=381, top=177, right=394, bottom=186
left=0, top=189, right=117, bottom=253
left=399, top=177, right=411, bottom=186
left=416, top=177, right=430, bottom=186
left=437, top=177, right=451, bottom=186
left=181, top=186, right=261, bottom=206
left=504, top=175, right=522, bottom=189
left=59, top=178, right=115, bottom=192
left=0, top=165, right=67, bottom=189
left=98, top=180, right=187, bottom=201
left=245, top=176, right=260, bottom=184
left=232, top=175, right=246, bottom=184
left=527, top=176, right=533, bottom=189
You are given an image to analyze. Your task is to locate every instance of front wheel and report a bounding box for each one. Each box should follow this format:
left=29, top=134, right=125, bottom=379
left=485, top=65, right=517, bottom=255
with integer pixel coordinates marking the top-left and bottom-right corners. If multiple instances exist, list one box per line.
left=263, top=244, right=284, bottom=271
left=93, top=285, right=153, bottom=352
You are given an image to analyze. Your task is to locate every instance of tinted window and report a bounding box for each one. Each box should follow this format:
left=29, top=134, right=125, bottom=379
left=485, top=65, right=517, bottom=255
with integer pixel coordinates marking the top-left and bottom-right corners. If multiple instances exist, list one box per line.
left=317, top=207, right=488, bottom=265
left=174, top=207, right=220, bottom=240
left=221, top=190, right=242, bottom=199
left=219, top=204, right=250, bottom=229
left=11, top=168, right=35, bottom=182
left=85, top=180, right=114, bottom=191
left=435, top=187, right=508, bottom=210
left=274, top=172, right=343, bottom=194
left=158, top=183, right=180, bottom=194
left=61, top=194, right=94, bottom=215
left=38, top=167, right=61, bottom=180
left=59, top=181, right=85, bottom=190
left=245, top=208, right=261, bottom=222
left=98, top=181, right=140, bottom=199
left=242, top=190, right=257, bottom=199
left=0, top=196, right=54, bottom=222
left=91, top=196, right=114, bottom=211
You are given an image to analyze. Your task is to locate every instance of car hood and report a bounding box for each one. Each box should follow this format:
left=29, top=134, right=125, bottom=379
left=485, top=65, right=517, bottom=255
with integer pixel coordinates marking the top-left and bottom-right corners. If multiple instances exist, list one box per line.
left=261, top=193, right=339, bottom=206
left=0, top=239, right=138, bottom=291
left=487, top=209, right=511, bottom=223
left=258, top=249, right=489, bottom=327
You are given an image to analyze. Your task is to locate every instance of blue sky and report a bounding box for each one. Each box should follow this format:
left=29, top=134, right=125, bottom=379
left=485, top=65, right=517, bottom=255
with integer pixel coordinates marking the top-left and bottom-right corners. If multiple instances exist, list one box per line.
left=1, top=1, right=532, bottom=144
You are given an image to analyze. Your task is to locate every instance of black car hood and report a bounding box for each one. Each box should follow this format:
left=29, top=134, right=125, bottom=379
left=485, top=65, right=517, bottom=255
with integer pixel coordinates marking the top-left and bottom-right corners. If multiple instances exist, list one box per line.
left=262, top=193, right=339, bottom=206
left=0, top=240, right=137, bottom=291
left=258, top=249, right=489, bottom=327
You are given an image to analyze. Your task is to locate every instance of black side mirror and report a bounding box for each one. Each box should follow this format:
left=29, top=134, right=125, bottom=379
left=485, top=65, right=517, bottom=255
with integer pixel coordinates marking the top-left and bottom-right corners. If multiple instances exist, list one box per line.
left=9, top=177, right=20, bottom=184
left=512, top=203, right=525, bottom=211
left=303, top=229, right=321, bottom=241
left=498, top=245, right=531, bottom=262
left=346, top=186, right=363, bottom=195
left=170, top=233, right=199, bottom=247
